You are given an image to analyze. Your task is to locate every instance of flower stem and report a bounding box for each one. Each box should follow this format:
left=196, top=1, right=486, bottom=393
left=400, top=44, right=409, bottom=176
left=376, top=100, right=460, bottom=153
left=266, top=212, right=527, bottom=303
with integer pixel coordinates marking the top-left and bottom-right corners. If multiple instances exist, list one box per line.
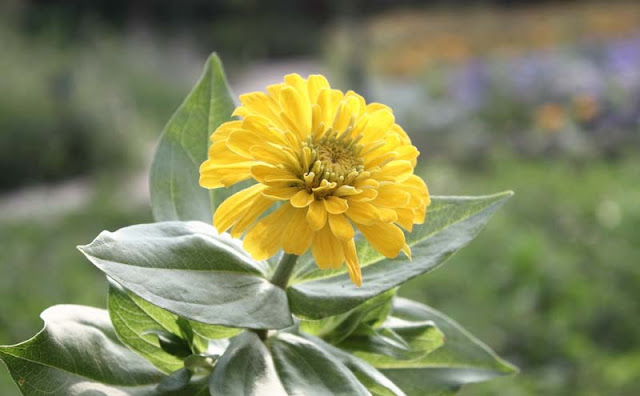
left=253, top=253, right=298, bottom=341
left=270, top=253, right=299, bottom=289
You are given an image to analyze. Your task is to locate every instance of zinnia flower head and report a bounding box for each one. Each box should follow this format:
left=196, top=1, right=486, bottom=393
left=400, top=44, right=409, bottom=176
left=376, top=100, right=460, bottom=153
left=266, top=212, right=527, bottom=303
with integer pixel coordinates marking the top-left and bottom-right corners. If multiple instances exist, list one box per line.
left=200, top=74, right=430, bottom=286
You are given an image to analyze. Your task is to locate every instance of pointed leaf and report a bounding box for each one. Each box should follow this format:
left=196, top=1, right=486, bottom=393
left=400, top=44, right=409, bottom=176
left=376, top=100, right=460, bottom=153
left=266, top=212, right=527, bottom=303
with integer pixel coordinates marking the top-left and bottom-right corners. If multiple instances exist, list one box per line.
left=189, top=320, right=240, bottom=341
left=0, top=305, right=209, bottom=396
left=269, top=333, right=370, bottom=396
left=150, top=52, right=236, bottom=223
left=300, top=333, right=406, bottom=396
left=144, top=330, right=193, bottom=358
left=288, top=192, right=513, bottom=319
left=379, top=298, right=518, bottom=395
left=157, top=368, right=192, bottom=393
left=79, top=221, right=292, bottom=329
left=340, top=317, right=445, bottom=365
left=300, top=289, right=396, bottom=344
left=109, top=279, right=239, bottom=375
left=108, top=281, right=184, bottom=372
left=209, top=332, right=287, bottom=396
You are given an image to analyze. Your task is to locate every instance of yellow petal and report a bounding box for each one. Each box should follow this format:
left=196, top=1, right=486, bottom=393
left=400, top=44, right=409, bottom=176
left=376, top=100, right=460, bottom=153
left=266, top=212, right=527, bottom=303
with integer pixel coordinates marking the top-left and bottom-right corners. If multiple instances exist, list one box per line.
left=266, top=82, right=285, bottom=100
left=394, top=145, right=419, bottom=166
left=230, top=195, right=275, bottom=238
left=290, top=190, right=314, bottom=208
left=280, top=87, right=311, bottom=139
left=357, top=222, right=406, bottom=259
left=312, top=179, right=337, bottom=194
left=312, top=225, right=345, bottom=269
left=378, top=160, right=413, bottom=183
left=316, top=89, right=334, bottom=131
left=377, top=207, right=399, bottom=223
left=284, top=73, right=309, bottom=103
left=328, top=214, right=354, bottom=241
left=262, top=186, right=300, bottom=200
left=213, top=184, right=267, bottom=232
left=207, top=140, right=249, bottom=164
left=251, top=165, right=300, bottom=185
left=307, top=74, right=330, bottom=103
left=345, top=201, right=380, bottom=225
left=200, top=158, right=257, bottom=188
left=241, top=115, right=289, bottom=146
left=355, top=178, right=379, bottom=189
left=360, top=109, right=395, bottom=143
left=323, top=196, right=348, bottom=214
left=226, top=129, right=260, bottom=158
left=402, top=243, right=412, bottom=260
left=375, top=188, right=411, bottom=208
left=366, top=102, right=392, bottom=113
left=342, top=239, right=362, bottom=287
left=334, top=185, right=360, bottom=197
left=333, top=96, right=360, bottom=133
left=347, top=188, right=378, bottom=202
left=306, top=200, right=327, bottom=231
left=243, top=204, right=293, bottom=260
left=345, top=91, right=367, bottom=118
left=211, top=120, right=242, bottom=142
left=390, top=123, right=411, bottom=143
left=237, top=92, right=285, bottom=130
left=396, top=208, right=415, bottom=231
left=282, top=208, right=314, bottom=255
left=363, top=150, right=398, bottom=169
left=250, top=144, right=301, bottom=173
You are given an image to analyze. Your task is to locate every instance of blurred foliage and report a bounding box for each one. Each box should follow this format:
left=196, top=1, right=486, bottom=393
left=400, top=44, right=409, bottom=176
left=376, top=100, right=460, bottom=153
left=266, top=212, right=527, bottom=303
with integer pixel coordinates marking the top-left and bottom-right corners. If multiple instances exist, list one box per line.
left=402, top=155, right=640, bottom=395
left=330, top=2, right=640, bottom=161
left=0, top=18, right=192, bottom=190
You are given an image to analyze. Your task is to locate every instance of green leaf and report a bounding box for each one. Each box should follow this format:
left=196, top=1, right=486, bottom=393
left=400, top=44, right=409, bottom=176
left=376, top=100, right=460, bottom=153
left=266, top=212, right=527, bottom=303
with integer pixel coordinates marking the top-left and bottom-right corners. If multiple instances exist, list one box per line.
left=109, top=279, right=238, bottom=375
left=157, top=368, right=192, bottom=393
left=269, top=332, right=370, bottom=396
left=144, top=330, right=193, bottom=358
left=189, top=320, right=240, bottom=341
left=209, top=332, right=287, bottom=396
left=108, top=281, right=184, bottom=373
left=79, top=221, right=292, bottom=329
left=287, top=192, right=514, bottom=319
left=150, top=52, right=236, bottom=223
left=0, top=305, right=210, bottom=396
left=300, top=333, right=406, bottom=396
left=300, top=289, right=396, bottom=344
left=340, top=317, right=445, bottom=365
left=379, top=298, right=518, bottom=395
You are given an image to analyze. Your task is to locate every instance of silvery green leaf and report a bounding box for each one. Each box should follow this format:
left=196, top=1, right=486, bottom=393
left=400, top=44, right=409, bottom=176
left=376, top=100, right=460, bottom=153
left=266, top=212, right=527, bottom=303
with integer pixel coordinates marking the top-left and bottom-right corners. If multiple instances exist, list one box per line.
left=80, top=221, right=291, bottom=329
left=288, top=192, right=513, bottom=319
left=0, top=305, right=209, bottom=396
left=209, top=332, right=287, bottom=396
left=150, top=52, right=236, bottom=223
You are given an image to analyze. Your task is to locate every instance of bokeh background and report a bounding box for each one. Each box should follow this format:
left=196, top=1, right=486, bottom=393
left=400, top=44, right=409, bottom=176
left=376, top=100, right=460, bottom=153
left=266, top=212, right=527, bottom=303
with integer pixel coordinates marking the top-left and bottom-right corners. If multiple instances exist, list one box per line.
left=1, top=0, right=639, bottom=395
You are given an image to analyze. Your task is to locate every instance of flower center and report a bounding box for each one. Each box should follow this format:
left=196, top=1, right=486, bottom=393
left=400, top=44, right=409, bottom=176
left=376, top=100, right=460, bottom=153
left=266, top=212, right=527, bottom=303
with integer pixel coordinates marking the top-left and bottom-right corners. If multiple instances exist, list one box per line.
left=300, top=129, right=365, bottom=196
left=315, top=142, right=360, bottom=175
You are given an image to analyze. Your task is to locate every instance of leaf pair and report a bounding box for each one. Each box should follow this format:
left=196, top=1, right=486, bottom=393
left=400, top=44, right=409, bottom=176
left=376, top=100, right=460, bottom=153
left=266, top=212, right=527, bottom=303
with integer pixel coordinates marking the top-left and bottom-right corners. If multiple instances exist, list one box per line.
left=0, top=298, right=516, bottom=396
left=76, top=187, right=512, bottom=333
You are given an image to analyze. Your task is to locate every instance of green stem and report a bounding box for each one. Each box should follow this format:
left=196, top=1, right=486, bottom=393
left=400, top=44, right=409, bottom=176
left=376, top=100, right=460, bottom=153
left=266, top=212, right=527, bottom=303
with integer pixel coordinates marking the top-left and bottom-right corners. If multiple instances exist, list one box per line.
left=253, top=253, right=299, bottom=341
left=269, top=253, right=299, bottom=289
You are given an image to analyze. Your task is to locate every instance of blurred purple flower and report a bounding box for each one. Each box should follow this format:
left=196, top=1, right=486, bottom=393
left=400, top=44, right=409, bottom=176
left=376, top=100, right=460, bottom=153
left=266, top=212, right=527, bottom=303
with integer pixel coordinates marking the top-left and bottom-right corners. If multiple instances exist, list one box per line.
left=449, top=60, right=488, bottom=109
left=605, top=32, right=640, bottom=89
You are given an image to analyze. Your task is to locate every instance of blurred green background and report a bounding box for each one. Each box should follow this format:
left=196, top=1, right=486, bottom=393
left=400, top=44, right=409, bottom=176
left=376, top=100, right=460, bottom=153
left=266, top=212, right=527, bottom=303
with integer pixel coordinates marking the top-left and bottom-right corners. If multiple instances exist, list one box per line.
left=1, top=1, right=639, bottom=395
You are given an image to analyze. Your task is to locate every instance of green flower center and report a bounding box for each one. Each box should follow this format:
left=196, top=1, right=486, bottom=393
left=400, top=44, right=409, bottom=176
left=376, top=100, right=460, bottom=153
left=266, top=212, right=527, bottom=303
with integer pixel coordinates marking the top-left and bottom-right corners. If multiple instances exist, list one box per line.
left=300, top=129, right=366, bottom=195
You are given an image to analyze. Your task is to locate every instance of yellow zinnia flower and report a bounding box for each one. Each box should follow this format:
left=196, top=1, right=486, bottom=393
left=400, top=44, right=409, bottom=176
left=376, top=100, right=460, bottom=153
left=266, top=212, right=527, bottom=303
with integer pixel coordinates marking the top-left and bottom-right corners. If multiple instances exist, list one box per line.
left=199, top=74, right=430, bottom=286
